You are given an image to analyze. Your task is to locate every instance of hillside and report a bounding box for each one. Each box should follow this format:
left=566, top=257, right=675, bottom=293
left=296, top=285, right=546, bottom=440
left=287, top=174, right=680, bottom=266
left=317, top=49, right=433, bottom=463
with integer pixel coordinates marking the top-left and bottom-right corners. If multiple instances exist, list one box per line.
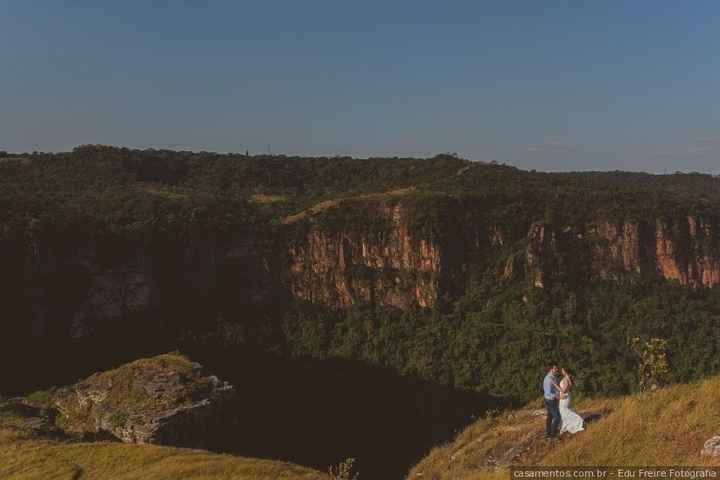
left=7, top=146, right=720, bottom=400
left=409, top=373, right=720, bottom=479
left=0, top=426, right=328, bottom=480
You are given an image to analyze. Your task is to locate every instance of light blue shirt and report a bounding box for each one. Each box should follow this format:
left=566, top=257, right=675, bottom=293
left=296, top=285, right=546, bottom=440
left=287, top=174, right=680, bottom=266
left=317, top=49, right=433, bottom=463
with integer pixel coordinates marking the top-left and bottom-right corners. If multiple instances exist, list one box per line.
left=543, top=373, right=558, bottom=400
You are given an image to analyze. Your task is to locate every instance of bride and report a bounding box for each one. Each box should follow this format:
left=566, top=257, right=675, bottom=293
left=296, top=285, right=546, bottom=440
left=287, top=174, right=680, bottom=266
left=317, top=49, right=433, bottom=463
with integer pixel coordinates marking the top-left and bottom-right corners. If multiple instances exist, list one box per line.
left=558, top=367, right=585, bottom=434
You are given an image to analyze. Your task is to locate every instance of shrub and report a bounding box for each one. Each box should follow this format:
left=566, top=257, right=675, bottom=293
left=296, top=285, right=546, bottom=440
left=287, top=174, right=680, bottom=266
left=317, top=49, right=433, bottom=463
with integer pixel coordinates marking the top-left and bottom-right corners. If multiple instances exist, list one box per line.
left=328, top=457, right=359, bottom=480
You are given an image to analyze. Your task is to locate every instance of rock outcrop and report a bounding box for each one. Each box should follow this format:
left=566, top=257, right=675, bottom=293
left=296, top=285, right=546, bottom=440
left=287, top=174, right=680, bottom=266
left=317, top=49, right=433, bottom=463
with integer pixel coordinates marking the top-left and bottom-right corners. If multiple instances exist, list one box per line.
left=0, top=395, right=329, bottom=480
left=283, top=200, right=720, bottom=308
left=284, top=195, right=494, bottom=309
left=286, top=202, right=443, bottom=308
left=51, top=353, right=235, bottom=447
left=523, top=216, right=720, bottom=290
left=15, top=229, right=280, bottom=339
left=593, top=221, right=643, bottom=276
left=11, top=194, right=720, bottom=327
left=702, top=435, right=720, bottom=457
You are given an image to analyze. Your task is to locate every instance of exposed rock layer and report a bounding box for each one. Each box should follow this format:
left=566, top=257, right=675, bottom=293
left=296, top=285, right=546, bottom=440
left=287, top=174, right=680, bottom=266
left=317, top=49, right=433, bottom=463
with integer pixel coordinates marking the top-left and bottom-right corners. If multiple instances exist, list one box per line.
left=9, top=196, right=720, bottom=329
left=52, top=353, right=235, bottom=447
left=527, top=217, right=720, bottom=290
left=287, top=202, right=444, bottom=308
left=289, top=201, right=720, bottom=309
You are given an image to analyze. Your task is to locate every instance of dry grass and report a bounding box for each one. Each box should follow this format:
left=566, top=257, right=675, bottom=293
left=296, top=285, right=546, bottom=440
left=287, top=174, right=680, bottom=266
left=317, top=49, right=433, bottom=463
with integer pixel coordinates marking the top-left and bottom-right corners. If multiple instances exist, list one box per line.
left=0, top=428, right=328, bottom=480
left=250, top=193, right=288, bottom=204
left=282, top=187, right=416, bottom=224
left=139, top=183, right=191, bottom=200
left=409, top=376, right=720, bottom=480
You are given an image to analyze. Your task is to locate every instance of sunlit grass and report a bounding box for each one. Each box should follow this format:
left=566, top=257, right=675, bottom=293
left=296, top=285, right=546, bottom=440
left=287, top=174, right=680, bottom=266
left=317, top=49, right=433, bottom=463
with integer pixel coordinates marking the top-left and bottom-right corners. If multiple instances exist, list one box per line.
left=250, top=193, right=288, bottom=204
left=140, top=183, right=191, bottom=200
left=409, top=376, right=720, bottom=480
left=0, top=428, right=328, bottom=480
left=282, top=186, right=416, bottom=224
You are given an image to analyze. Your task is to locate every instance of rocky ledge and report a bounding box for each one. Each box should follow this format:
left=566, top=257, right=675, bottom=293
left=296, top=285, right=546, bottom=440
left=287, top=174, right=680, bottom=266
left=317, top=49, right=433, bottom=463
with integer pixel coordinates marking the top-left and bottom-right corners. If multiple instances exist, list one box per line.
left=49, top=352, right=235, bottom=448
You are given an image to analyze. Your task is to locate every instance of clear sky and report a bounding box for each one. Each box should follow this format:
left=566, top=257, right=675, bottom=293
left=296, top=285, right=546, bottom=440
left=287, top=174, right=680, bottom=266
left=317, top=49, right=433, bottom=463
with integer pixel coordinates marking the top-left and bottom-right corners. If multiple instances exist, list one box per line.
left=2, top=1, right=720, bottom=172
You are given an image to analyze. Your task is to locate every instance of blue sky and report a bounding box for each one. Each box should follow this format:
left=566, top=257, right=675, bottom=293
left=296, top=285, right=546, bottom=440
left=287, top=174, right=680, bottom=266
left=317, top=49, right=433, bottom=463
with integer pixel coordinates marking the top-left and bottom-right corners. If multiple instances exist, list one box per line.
left=2, top=1, right=720, bottom=172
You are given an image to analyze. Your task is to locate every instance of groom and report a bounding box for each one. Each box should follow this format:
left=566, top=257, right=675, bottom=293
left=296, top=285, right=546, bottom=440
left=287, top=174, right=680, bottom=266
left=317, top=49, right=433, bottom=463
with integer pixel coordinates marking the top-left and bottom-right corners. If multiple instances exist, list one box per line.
left=543, top=363, right=561, bottom=439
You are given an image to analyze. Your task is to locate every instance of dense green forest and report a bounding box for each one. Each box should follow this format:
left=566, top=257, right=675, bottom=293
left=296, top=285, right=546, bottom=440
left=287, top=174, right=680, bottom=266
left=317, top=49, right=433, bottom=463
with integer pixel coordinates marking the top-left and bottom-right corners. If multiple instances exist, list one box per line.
left=3, top=144, right=720, bottom=236
left=4, top=145, right=720, bottom=403
left=273, top=278, right=720, bottom=402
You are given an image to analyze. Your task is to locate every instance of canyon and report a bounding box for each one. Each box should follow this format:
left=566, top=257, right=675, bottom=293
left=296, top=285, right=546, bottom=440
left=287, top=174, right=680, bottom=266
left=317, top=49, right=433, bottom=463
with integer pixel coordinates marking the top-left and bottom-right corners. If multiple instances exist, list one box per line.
left=5, top=148, right=720, bottom=479
left=11, top=196, right=720, bottom=339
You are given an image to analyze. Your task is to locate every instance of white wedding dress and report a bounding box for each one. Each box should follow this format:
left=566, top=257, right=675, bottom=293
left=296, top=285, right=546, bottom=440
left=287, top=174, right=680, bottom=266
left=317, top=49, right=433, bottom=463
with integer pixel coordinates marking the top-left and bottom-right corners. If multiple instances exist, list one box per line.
left=559, top=376, right=585, bottom=434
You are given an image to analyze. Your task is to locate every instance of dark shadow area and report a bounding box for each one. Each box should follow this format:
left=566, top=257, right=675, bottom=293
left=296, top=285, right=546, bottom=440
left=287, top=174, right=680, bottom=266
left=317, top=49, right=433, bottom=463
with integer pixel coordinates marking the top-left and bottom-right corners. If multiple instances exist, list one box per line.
left=183, top=342, right=516, bottom=480
left=0, top=317, right=175, bottom=396
left=1, top=317, right=514, bottom=480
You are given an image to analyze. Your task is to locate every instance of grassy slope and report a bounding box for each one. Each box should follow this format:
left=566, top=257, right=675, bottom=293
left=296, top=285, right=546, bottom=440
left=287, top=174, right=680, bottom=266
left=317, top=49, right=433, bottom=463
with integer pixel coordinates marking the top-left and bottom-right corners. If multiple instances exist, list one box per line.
left=0, top=428, right=328, bottom=480
left=1, top=352, right=328, bottom=480
left=409, top=374, right=720, bottom=480
left=281, top=186, right=416, bottom=224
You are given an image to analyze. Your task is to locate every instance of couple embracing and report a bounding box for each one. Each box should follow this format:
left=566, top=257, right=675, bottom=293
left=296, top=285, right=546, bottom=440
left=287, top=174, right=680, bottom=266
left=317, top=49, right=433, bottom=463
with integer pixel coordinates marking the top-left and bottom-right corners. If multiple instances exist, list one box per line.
left=543, top=363, right=584, bottom=439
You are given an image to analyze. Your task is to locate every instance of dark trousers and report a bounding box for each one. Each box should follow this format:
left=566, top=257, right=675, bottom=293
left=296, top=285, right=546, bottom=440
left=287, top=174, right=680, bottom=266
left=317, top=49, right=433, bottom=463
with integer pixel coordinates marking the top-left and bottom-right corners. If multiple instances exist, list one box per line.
left=545, top=398, right=561, bottom=437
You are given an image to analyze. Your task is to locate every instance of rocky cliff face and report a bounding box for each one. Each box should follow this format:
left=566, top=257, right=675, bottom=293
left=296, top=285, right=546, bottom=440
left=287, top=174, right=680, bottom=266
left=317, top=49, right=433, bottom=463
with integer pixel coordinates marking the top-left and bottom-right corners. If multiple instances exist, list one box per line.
left=286, top=203, right=442, bottom=309
left=51, top=353, right=235, bottom=447
left=527, top=216, right=720, bottom=289
left=9, top=196, right=720, bottom=338
left=11, top=228, right=282, bottom=340
left=283, top=197, right=494, bottom=309
left=286, top=201, right=720, bottom=309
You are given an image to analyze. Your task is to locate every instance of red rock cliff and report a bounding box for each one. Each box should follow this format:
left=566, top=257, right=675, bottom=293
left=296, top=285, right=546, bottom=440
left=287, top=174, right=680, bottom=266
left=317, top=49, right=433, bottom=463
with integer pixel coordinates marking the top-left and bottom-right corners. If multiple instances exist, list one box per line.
left=287, top=201, right=720, bottom=310
left=286, top=202, right=444, bottom=308
left=283, top=194, right=503, bottom=309
left=527, top=216, right=720, bottom=289
left=16, top=199, right=720, bottom=326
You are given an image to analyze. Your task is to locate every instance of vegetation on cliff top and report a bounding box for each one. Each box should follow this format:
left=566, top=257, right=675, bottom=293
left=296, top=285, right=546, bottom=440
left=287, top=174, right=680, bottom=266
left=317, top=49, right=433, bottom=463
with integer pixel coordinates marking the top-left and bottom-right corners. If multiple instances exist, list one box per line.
left=409, top=371, right=720, bottom=479
left=46, top=352, right=234, bottom=443
left=53, top=353, right=211, bottom=417
left=3, top=145, right=720, bottom=240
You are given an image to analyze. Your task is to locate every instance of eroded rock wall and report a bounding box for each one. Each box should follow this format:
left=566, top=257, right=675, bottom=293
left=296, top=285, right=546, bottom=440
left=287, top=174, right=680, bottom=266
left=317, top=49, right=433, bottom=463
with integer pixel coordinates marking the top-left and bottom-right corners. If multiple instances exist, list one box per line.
left=284, top=197, right=498, bottom=309
left=7, top=197, right=720, bottom=334
left=527, top=216, right=720, bottom=289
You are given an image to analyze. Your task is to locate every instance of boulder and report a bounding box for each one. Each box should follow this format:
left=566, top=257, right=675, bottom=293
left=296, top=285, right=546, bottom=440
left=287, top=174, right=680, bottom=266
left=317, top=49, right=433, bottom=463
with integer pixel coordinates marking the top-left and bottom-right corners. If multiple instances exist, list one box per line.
left=702, top=435, right=720, bottom=457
